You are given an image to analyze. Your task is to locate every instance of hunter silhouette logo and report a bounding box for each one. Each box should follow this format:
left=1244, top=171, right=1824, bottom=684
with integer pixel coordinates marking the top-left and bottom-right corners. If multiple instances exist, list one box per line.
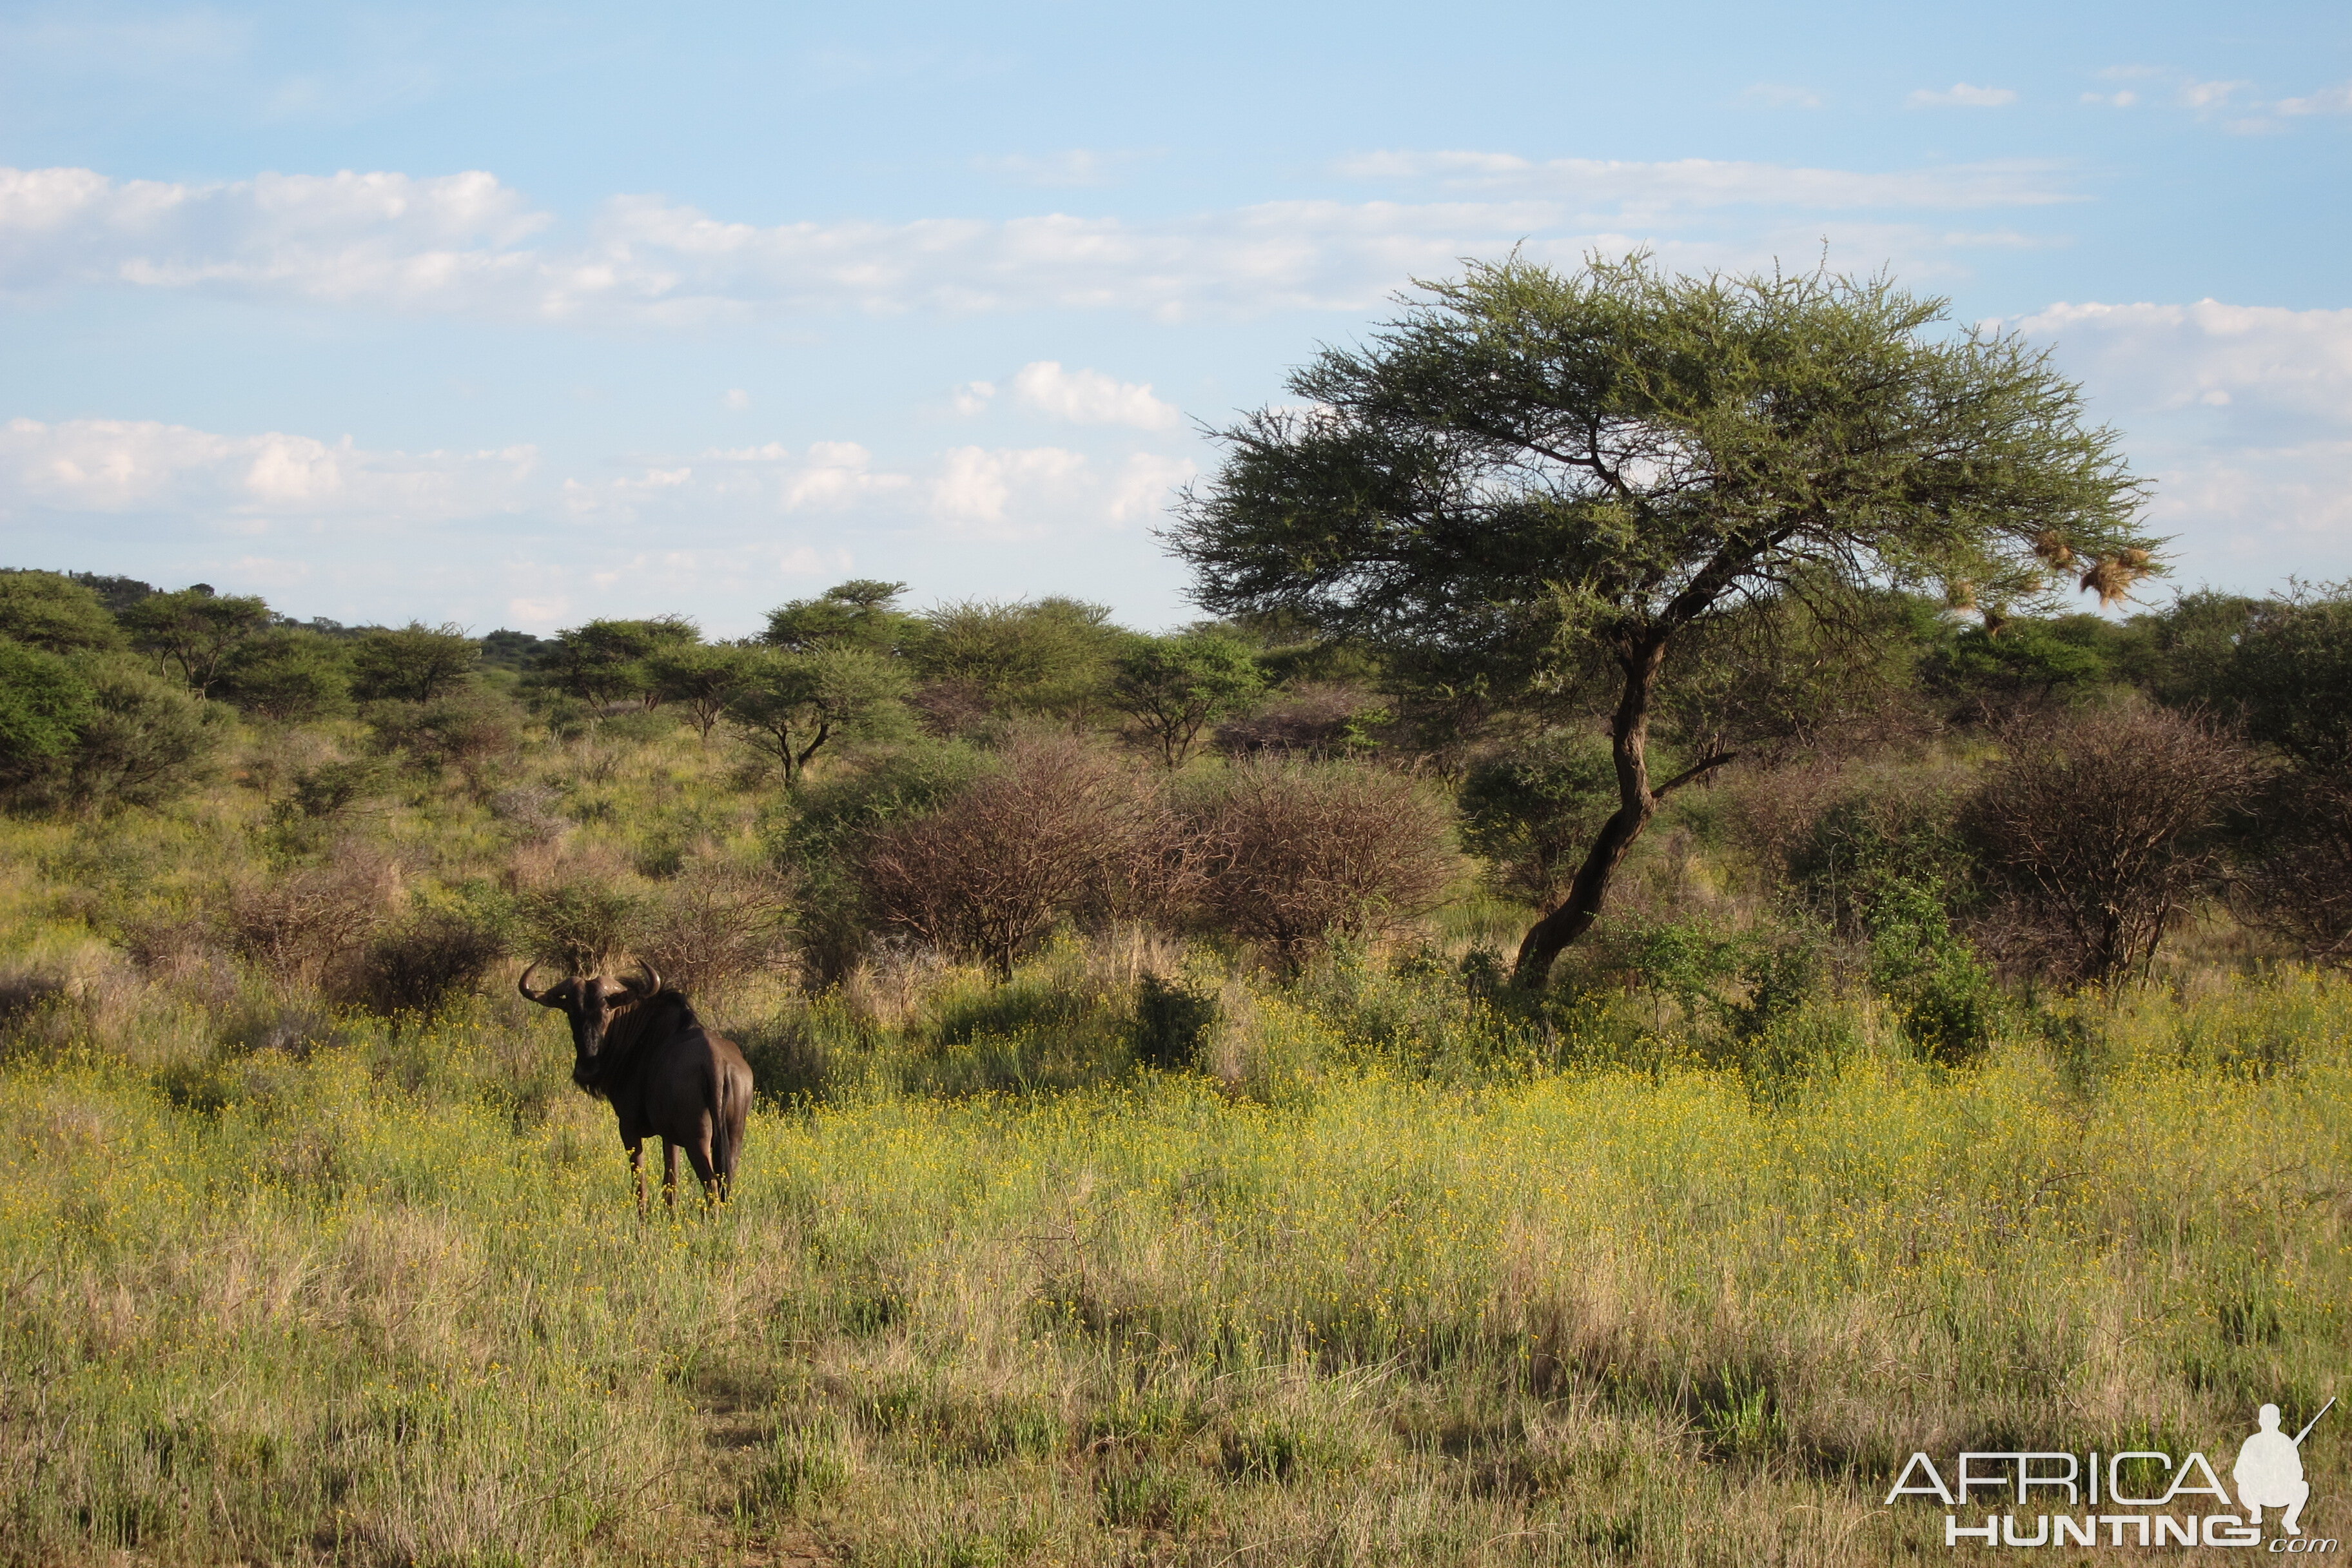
left=1885, top=1396, right=2338, bottom=1550
left=2239, top=1399, right=2333, bottom=1536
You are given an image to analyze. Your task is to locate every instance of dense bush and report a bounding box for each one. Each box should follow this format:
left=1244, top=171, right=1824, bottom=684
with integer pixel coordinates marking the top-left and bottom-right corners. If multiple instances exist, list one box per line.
left=55, top=654, right=228, bottom=812
left=1184, top=759, right=1456, bottom=967
left=366, top=688, right=526, bottom=794
left=858, top=736, right=1165, bottom=978
left=0, top=570, right=127, bottom=654
left=0, top=637, right=94, bottom=787
left=348, top=901, right=513, bottom=1015
left=213, top=626, right=353, bottom=721
left=2236, top=771, right=2352, bottom=966
left=1458, top=732, right=1616, bottom=905
left=2231, top=585, right=2352, bottom=773
left=1966, top=704, right=2253, bottom=983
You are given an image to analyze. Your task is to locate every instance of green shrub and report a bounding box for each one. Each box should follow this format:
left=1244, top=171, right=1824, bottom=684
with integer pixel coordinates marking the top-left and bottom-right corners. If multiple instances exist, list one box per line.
left=349, top=902, right=513, bottom=1015
left=1865, top=876, right=2001, bottom=1064
left=1458, top=731, right=1616, bottom=905
left=0, top=636, right=95, bottom=785
left=1130, top=972, right=1216, bottom=1072
left=57, top=654, right=228, bottom=812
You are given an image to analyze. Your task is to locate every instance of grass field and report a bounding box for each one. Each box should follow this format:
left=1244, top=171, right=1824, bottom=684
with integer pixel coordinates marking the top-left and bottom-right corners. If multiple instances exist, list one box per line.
left=3, top=946, right=2347, bottom=1565
left=1, top=719, right=2346, bottom=1566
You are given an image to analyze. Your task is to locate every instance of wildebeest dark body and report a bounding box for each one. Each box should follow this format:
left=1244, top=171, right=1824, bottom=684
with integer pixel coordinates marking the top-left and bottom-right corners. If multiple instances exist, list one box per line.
left=519, top=963, right=752, bottom=1208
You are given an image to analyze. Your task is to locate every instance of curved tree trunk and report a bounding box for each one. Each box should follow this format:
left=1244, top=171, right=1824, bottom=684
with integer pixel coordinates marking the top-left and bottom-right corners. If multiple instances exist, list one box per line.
left=1511, top=634, right=1734, bottom=989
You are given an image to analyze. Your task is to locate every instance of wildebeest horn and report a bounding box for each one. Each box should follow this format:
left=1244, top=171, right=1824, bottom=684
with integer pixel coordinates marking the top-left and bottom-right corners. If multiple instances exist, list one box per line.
left=627, top=959, right=662, bottom=997
left=518, top=961, right=556, bottom=1004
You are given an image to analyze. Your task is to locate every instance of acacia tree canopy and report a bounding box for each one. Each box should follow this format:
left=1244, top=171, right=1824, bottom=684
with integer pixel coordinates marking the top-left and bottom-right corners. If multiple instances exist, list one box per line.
left=1170, top=255, right=2156, bottom=986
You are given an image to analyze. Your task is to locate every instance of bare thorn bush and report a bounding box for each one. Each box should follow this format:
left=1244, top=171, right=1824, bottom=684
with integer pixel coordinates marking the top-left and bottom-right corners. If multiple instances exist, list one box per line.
left=1965, top=704, right=2255, bottom=985
left=1184, top=758, right=1457, bottom=969
left=223, top=850, right=404, bottom=990
left=858, top=734, right=1162, bottom=979
left=637, top=853, right=797, bottom=995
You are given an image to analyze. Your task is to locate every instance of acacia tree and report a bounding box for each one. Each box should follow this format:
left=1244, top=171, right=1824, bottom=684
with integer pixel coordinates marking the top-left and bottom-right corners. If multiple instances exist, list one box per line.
left=1110, top=629, right=1264, bottom=767
left=723, top=646, right=912, bottom=783
left=542, top=615, right=700, bottom=707
left=119, top=587, right=271, bottom=698
left=350, top=622, right=480, bottom=702
left=1170, top=256, right=2155, bottom=986
left=646, top=642, right=756, bottom=742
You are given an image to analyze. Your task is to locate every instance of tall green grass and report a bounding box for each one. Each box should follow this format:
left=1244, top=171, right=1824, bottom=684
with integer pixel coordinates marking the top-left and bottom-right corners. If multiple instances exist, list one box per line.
left=2, top=959, right=2346, bottom=1565
left=1, top=721, right=2346, bottom=1563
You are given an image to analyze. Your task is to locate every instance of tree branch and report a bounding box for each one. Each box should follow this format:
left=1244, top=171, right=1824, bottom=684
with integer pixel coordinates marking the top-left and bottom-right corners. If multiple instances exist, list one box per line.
left=1654, top=751, right=1739, bottom=797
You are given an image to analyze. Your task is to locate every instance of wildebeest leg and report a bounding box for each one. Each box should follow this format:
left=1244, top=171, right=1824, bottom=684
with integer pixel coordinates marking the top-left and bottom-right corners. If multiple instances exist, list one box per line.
left=628, top=1142, right=647, bottom=1217
left=663, top=1140, right=680, bottom=1211
left=681, top=1140, right=720, bottom=1207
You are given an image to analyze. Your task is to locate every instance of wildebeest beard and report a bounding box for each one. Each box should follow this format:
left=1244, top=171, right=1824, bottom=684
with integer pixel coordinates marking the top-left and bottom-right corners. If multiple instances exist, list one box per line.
left=573, top=990, right=701, bottom=1097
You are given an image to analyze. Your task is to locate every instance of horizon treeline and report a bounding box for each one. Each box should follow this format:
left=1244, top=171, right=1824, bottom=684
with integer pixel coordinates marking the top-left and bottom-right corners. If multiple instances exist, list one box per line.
left=1, top=563, right=2349, bottom=1008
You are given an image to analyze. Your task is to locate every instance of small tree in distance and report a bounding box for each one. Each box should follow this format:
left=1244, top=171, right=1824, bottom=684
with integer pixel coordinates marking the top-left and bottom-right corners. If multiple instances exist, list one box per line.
left=1171, top=255, right=2156, bottom=986
left=1110, top=629, right=1264, bottom=767
left=647, top=642, right=756, bottom=743
left=119, top=586, right=271, bottom=698
left=724, top=646, right=912, bottom=783
left=351, top=622, right=481, bottom=703
left=765, top=580, right=918, bottom=656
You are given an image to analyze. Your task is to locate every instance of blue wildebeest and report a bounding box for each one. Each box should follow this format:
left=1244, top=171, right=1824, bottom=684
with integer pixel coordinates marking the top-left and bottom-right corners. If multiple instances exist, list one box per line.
left=518, top=961, right=752, bottom=1208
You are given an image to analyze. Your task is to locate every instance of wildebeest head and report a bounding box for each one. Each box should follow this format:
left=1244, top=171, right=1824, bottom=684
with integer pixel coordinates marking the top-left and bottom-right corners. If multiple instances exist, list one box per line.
left=518, top=960, right=662, bottom=1072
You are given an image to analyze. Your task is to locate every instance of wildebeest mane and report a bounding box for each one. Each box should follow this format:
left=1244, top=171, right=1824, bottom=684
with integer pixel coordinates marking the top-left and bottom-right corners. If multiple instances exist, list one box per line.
left=573, top=988, right=702, bottom=1096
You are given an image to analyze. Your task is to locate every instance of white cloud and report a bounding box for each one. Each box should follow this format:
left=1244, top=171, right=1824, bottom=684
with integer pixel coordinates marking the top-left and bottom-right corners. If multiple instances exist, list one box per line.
left=2278, top=80, right=2352, bottom=115
left=1007, top=361, right=1180, bottom=429
left=1906, top=83, right=2019, bottom=108
left=1109, top=453, right=1195, bottom=521
left=2001, top=300, right=2352, bottom=582
left=951, top=379, right=997, bottom=415
left=928, top=446, right=1089, bottom=536
left=0, top=416, right=536, bottom=519
left=721, top=387, right=750, bottom=409
left=2082, top=67, right=2351, bottom=128
left=2003, top=300, right=2352, bottom=422
left=0, top=160, right=2082, bottom=326
left=778, top=442, right=912, bottom=509
left=2178, top=77, right=2251, bottom=111
left=0, top=166, right=549, bottom=304
left=1331, top=152, right=2072, bottom=210
left=1733, top=84, right=1823, bottom=110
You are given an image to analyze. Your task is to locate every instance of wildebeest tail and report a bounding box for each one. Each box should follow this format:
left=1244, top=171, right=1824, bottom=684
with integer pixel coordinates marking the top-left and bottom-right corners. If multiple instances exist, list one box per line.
left=710, top=1074, right=746, bottom=1188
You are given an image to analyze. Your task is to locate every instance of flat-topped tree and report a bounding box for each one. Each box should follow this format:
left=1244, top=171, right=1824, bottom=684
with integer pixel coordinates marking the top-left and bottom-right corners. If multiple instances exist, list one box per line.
left=1170, top=255, right=2156, bottom=987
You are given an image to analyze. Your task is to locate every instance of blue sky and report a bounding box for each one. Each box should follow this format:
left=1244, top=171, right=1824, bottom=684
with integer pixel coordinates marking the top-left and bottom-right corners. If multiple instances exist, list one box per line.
left=2, top=0, right=2347, bottom=634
